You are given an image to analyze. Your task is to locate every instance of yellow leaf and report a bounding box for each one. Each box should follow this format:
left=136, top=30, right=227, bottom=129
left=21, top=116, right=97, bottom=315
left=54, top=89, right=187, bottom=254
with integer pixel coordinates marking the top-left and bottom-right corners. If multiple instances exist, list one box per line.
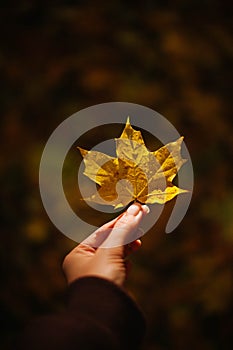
left=78, top=118, right=188, bottom=208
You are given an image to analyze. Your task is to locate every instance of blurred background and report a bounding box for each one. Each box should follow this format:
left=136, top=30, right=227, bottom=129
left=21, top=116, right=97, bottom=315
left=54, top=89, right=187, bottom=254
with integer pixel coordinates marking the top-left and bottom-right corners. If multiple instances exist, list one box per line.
left=0, top=1, right=232, bottom=349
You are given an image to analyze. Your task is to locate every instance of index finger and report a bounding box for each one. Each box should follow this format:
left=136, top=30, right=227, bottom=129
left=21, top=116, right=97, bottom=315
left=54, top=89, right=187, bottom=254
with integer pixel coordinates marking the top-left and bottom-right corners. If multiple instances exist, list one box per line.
left=98, top=204, right=148, bottom=248
left=81, top=203, right=149, bottom=248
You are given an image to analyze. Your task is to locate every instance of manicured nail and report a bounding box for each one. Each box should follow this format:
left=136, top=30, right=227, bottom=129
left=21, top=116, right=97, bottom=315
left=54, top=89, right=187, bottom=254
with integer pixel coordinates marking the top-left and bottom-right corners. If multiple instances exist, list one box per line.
left=142, top=205, right=150, bottom=214
left=127, top=204, right=140, bottom=216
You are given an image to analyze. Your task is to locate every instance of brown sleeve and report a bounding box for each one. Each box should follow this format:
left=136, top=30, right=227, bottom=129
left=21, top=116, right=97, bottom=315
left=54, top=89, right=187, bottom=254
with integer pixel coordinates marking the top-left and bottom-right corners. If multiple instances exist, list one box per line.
left=17, top=277, right=146, bottom=350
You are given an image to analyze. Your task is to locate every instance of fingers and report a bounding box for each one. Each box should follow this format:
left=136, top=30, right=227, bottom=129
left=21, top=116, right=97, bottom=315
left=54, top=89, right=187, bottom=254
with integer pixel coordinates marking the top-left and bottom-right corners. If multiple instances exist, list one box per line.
left=95, top=213, right=125, bottom=230
left=80, top=203, right=149, bottom=249
left=80, top=228, right=111, bottom=248
left=124, top=238, right=142, bottom=257
left=80, top=213, right=125, bottom=248
left=99, top=203, right=149, bottom=248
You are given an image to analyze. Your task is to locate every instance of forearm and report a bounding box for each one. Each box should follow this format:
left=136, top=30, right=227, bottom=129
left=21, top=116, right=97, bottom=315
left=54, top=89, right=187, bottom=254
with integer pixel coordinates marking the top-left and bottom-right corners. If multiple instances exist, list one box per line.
left=17, top=277, right=145, bottom=350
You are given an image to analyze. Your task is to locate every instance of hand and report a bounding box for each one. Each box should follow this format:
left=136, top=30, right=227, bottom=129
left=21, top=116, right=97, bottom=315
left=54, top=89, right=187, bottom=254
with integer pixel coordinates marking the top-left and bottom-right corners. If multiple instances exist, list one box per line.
left=62, top=203, right=149, bottom=287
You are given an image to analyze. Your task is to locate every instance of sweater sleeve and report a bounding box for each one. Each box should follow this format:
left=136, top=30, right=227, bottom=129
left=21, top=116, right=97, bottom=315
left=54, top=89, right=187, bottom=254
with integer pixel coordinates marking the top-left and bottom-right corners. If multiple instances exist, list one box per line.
left=18, top=277, right=146, bottom=350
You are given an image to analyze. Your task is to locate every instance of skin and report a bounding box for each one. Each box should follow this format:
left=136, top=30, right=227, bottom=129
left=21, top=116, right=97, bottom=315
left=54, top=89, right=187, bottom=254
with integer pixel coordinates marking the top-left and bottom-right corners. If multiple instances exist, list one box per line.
left=62, top=203, right=149, bottom=287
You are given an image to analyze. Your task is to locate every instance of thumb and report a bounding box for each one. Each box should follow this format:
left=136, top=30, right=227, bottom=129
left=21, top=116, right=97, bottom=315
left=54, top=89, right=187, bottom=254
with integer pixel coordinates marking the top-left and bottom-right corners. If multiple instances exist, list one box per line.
left=99, top=203, right=148, bottom=249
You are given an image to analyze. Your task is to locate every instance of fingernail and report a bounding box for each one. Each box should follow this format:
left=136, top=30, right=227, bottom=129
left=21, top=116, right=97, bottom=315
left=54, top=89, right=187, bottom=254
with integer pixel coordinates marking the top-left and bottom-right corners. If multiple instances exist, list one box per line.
left=127, top=204, right=140, bottom=216
left=142, top=205, right=150, bottom=214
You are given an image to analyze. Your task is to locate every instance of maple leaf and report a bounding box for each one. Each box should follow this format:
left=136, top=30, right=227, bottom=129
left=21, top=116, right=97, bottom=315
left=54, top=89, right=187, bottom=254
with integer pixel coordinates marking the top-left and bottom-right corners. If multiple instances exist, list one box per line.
left=78, top=118, right=188, bottom=208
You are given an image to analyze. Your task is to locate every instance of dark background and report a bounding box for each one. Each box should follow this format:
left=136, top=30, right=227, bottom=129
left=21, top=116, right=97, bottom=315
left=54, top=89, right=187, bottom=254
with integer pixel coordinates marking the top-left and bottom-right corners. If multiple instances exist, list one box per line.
left=0, top=1, right=232, bottom=349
